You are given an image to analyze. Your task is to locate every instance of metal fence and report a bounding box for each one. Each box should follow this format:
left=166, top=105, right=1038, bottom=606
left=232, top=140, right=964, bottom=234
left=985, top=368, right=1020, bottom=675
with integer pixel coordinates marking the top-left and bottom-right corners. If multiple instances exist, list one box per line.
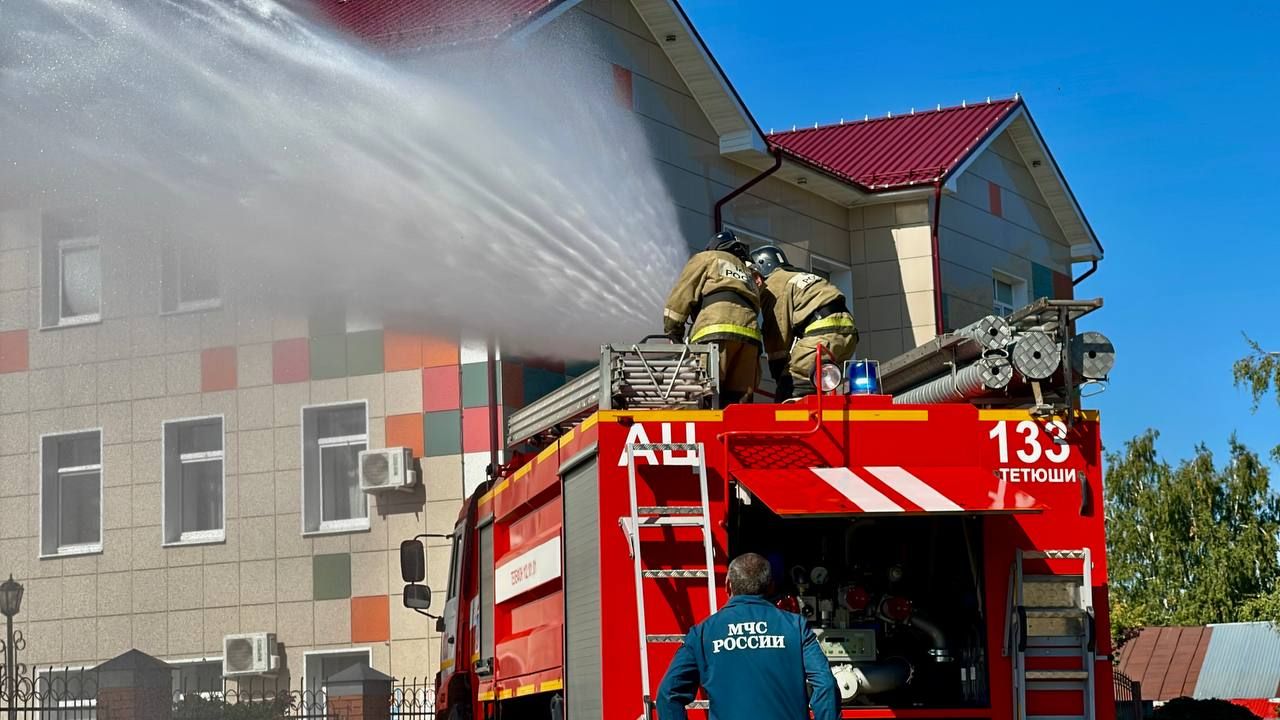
left=172, top=673, right=333, bottom=720
left=0, top=665, right=98, bottom=720
left=390, top=677, right=435, bottom=719
left=0, top=666, right=435, bottom=720
left=1114, top=669, right=1145, bottom=720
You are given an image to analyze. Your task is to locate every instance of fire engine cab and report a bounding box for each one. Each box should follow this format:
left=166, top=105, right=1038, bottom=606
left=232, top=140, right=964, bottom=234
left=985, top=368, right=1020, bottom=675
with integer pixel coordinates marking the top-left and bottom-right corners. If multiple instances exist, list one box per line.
left=398, top=299, right=1116, bottom=720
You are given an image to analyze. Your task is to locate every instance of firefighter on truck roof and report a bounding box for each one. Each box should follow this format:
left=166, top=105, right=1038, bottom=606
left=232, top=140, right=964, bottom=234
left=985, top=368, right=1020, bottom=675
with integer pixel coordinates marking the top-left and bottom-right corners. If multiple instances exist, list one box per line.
left=750, top=245, right=858, bottom=401
left=663, top=230, right=762, bottom=406
left=656, top=553, right=840, bottom=720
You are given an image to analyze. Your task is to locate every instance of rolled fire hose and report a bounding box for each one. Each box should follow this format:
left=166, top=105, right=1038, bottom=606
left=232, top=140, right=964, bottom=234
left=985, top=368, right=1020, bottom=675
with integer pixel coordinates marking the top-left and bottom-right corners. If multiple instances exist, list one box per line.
left=1009, top=330, right=1061, bottom=380
left=893, top=354, right=1012, bottom=405
left=1070, top=331, right=1115, bottom=380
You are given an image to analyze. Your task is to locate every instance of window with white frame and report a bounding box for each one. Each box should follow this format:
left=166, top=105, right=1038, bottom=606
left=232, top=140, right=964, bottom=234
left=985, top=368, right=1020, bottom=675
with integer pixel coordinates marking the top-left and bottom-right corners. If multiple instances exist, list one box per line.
left=302, top=402, right=369, bottom=533
left=161, top=239, right=221, bottom=313
left=41, top=210, right=101, bottom=327
left=163, top=417, right=225, bottom=545
left=811, top=255, right=854, bottom=302
left=40, top=430, right=102, bottom=557
left=36, top=666, right=97, bottom=719
left=171, top=658, right=224, bottom=701
left=993, top=272, right=1028, bottom=318
left=304, top=649, right=372, bottom=709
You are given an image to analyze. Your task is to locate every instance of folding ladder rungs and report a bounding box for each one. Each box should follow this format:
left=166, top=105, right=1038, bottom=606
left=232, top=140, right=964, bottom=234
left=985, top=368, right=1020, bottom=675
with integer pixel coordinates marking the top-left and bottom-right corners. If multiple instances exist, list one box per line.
left=643, top=569, right=709, bottom=579
left=646, top=634, right=686, bottom=644
left=1023, top=550, right=1088, bottom=560
left=1026, top=607, right=1087, bottom=619
left=1026, top=670, right=1090, bottom=681
left=639, top=505, right=703, bottom=515
left=630, top=443, right=699, bottom=453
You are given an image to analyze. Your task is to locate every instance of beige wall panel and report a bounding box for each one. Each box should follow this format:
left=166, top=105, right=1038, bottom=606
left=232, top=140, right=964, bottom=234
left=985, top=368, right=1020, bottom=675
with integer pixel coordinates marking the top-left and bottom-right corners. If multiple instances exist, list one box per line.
left=348, top=374, right=385, bottom=419
left=204, top=562, right=240, bottom=608
left=203, top=606, right=238, bottom=654
left=240, top=603, right=276, bottom=636
left=133, top=611, right=169, bottom=657
left=310, top=378, right=348, bottom=406
left=274, top=514, right=311, bottom=559
left=167, top=565, right=202, bottom=611
left=276, top=557, right=313, bottom=603
left=239, top=515, right=276, bottom=562
left=99, top=614, right=134, bottom=659
left=314, top=599, right=351, bottom=645
left=167, top=609, right=204, bottom=656
left=61, top=617, right=97, bottom=664
left=277, top=601, right=315, bottom=647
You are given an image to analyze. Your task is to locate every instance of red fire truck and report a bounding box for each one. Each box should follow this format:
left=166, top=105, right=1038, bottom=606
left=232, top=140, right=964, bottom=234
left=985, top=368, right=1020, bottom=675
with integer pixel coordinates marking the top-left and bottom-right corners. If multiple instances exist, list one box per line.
left=399, top=300, right=1115, bottom=720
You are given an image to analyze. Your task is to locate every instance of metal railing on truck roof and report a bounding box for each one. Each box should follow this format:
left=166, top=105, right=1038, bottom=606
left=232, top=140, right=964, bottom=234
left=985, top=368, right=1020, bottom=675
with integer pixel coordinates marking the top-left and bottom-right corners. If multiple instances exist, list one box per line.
left=505, top=339, right=719, bottom=448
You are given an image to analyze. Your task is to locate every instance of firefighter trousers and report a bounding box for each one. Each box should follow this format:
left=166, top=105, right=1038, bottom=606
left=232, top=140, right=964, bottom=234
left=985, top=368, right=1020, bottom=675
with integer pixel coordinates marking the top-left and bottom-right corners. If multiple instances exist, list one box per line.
left=788, top=330, right=857, bottom=397
left=716, top=340, right=760, bottom=405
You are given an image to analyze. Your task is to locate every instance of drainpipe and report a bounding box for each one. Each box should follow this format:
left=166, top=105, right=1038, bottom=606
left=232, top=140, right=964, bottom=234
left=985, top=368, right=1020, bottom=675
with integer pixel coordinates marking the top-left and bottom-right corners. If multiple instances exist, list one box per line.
left=486, top=339, right=499, bottom=480
left=713, top=149, right=783, bottom=233
left=929, top=181, right=946, bottom=336
left=1072, top=259, right=1099, bottom=286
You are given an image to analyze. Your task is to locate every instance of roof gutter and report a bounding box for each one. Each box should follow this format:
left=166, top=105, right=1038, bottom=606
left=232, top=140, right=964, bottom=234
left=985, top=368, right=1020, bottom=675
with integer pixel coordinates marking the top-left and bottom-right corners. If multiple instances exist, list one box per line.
left=1072, top=259, right=1099, bottom=287
left=929, top=181, right=946, bottom=336
left=714, top=149, right=783, bottom=233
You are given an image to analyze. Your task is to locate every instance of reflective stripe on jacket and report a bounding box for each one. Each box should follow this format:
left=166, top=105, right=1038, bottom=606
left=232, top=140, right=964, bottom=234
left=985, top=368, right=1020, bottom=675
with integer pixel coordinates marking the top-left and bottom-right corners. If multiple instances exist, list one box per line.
left=761, top=268, right=854, bottom=361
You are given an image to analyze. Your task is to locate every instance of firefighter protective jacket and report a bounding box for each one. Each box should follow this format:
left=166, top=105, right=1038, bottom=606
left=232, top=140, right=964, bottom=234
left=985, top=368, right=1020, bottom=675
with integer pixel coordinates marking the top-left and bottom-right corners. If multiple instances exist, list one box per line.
left=656, top=594, right=840, bottom=720
left=761, top=267, right=855, bottom=361
left=663, top=250, right=762, bottom=346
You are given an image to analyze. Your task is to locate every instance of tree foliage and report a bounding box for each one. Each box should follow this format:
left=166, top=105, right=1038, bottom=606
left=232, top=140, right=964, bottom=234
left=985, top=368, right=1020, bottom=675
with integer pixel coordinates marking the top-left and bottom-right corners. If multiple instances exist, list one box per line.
left=1233, top=335, right=1280, bottom=411
left=1106, top=430, right=1280, bottom=637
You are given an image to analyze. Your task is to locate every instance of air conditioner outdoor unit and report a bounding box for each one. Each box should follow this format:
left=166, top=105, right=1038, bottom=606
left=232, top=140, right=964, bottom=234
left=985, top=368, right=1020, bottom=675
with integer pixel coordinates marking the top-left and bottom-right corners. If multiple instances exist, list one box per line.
left=223, top=633, right=279, bottom=676
left=359, top=447, right=418, bottom=493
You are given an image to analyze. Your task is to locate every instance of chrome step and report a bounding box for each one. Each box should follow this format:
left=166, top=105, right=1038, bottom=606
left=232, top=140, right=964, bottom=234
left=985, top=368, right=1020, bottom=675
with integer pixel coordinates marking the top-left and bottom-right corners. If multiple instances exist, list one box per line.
left=639, top=505, right=703, bottom=516
left=1027, top=670, right=1090, bottom=681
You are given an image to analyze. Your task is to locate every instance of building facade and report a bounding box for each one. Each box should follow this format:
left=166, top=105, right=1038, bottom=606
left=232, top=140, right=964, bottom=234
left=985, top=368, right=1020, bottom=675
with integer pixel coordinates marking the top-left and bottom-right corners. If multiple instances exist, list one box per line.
left=0, top=0, right=1101, bottom=699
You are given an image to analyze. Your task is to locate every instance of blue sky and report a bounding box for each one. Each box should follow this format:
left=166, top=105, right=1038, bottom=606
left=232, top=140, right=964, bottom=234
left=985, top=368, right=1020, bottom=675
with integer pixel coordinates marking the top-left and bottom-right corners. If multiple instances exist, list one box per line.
left=686, top=0, right=1280, bottom=467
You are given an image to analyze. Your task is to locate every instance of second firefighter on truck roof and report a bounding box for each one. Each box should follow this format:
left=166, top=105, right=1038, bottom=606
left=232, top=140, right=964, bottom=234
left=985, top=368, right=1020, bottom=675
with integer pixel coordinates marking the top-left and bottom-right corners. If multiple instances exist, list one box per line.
left=663, top=231, right=857, bottom=403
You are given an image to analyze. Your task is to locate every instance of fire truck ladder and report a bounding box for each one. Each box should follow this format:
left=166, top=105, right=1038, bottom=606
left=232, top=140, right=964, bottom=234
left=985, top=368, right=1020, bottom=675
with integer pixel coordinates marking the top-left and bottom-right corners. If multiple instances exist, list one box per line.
left=620, top=442, right=717, bottom=720
left=1009, top=548, right=1097, bottom=720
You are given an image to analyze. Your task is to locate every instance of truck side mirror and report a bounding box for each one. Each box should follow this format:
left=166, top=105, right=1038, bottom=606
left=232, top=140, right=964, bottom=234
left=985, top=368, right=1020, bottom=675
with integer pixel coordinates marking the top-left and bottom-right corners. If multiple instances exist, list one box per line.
left=403, top=583, right=432, bottom=610
left=400, top=539, right=426, bottom=583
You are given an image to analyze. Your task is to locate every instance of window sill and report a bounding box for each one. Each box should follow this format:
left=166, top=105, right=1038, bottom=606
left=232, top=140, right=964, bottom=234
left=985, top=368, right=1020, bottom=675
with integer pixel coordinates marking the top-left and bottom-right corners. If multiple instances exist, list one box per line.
left=304, top=520, right=371, bottom=537
left=164, top=532, right=225, bottom=547
left=160, top=300, right=223, bottom=316
left=41, top=315, right=102, bottom=331
left=40, top=544, right=103, bottom=559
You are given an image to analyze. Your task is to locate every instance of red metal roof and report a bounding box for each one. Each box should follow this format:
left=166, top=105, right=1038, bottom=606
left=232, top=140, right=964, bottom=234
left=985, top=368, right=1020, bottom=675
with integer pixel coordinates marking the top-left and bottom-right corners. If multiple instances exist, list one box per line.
left=768, top=99, right=1021, bottom=191
left=1118, top=626, right=1214, bottom=701
left=305, top=0, right=566, bottom=48
left=1232, top=699, right=1279, bottom=718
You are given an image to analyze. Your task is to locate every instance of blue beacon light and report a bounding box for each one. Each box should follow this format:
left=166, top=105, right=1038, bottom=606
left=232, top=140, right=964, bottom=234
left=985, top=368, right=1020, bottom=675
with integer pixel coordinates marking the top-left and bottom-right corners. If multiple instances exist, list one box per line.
left=848, top=360, right=881, bottom=395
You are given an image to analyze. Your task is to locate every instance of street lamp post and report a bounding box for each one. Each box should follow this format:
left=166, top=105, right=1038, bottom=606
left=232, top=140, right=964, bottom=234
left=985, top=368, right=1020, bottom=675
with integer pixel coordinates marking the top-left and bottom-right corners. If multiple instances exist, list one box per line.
left=0, top=574, right=24, bottom=720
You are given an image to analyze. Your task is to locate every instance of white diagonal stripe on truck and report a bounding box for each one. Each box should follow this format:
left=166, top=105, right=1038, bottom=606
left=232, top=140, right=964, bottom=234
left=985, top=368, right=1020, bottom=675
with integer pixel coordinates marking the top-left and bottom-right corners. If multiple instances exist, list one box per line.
left=864, top=466, right=963, bottom=512
left=812, top=467, right=903, bottom=513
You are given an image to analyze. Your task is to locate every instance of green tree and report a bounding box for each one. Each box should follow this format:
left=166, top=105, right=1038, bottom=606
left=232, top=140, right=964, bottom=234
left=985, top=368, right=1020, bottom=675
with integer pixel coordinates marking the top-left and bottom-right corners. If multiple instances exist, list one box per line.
left=1106, top=430, right=1280, bottom=638
left=1233, top=335, right=1280, bottom=411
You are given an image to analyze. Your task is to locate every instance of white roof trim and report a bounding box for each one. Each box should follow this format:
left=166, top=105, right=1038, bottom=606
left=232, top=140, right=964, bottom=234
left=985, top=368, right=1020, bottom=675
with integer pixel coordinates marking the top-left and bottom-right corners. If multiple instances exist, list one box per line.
left=631, top=0, right=767, bottom=158
left=1003, top=108, right=1103, bottom=261
left=943, top=105, right=1101, bottom=262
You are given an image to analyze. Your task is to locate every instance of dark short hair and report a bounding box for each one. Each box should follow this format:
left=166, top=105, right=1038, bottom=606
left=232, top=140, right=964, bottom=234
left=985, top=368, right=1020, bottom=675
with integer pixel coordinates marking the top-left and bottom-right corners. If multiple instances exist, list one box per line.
left=727, top=553, right=773, bottom=596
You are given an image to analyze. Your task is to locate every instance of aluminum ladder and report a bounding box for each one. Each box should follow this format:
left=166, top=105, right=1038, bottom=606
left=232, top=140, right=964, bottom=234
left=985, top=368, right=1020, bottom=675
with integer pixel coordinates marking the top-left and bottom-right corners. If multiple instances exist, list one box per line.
left=620, top=442, right=717, bottom=720
left=1009, top=548, right=1097, bottom=720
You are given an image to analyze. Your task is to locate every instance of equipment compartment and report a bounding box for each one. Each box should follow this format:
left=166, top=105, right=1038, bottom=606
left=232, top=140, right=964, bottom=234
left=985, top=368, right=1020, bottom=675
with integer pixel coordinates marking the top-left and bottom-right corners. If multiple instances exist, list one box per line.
left=729, top=500, right=990, bottom=709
